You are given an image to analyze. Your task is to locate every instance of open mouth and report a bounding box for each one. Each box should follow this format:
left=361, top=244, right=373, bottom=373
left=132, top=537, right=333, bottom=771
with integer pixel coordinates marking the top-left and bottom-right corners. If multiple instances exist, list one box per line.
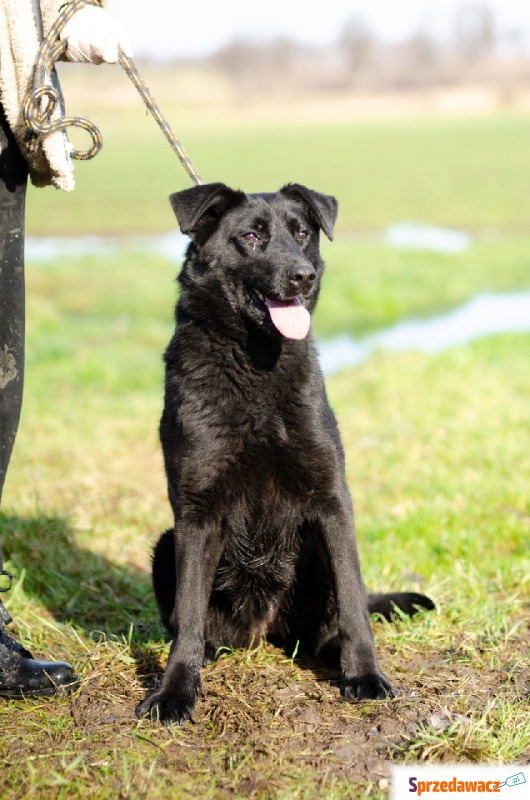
left=251, top=292, right=311, bottom=340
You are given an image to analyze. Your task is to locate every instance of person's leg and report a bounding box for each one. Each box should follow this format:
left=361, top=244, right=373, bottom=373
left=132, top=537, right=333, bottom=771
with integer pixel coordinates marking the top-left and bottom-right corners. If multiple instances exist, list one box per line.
left=0, top=105, right=78, bottom=697
left=0, top=107, right=26, bottom=506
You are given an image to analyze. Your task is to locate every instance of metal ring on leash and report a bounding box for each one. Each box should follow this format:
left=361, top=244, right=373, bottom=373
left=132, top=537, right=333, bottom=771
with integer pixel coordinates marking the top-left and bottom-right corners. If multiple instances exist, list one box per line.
left=23, top=0, right=203, bottom=184
left=0, top=570, right=13, bottom=593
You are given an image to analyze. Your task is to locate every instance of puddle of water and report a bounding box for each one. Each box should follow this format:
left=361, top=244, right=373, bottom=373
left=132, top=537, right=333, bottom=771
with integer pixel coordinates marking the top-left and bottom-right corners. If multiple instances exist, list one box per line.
left=25, top=233, right=190, bottom=263
left=317, top=291, right=530, bottom=374
left=26, top=221, right=472, bottom=264
left=384, top=222, right=472, bottom=254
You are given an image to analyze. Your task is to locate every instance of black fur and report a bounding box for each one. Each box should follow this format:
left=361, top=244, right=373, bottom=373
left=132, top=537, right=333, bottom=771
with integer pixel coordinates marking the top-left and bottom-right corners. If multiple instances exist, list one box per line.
left=136, top=183, right=434, bottom=725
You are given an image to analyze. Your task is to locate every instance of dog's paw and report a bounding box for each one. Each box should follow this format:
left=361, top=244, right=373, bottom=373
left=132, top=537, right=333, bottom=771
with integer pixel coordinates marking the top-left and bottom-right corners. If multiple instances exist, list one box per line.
left=341, top=672, right=395, bottom=701
left=135, top=686, right=198, bottom=725
left=135, top=666, right=201, bottom=725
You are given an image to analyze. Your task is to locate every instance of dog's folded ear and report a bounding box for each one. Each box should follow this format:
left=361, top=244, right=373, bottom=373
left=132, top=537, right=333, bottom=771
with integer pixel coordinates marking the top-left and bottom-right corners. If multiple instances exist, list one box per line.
left=169, top=183, right=246, bottom=237
left=280, top=184, right=338, bottom=241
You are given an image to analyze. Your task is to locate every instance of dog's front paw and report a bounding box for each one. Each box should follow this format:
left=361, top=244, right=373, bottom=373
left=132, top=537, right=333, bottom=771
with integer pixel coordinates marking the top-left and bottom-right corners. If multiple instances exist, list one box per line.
left=135, top=685, right=198, bottom=725
left=135, top=666, right=201, bottom=725
left=341, top=672, right=395, bottom=701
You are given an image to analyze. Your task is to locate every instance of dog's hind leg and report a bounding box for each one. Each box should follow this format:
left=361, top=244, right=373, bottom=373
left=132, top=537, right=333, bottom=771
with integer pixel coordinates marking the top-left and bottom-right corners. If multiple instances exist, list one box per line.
left=151, top=529, right=177, bottom=633
left=285, top=529, right=434, bottom=658
left=312, top=591, right=435, bottom=669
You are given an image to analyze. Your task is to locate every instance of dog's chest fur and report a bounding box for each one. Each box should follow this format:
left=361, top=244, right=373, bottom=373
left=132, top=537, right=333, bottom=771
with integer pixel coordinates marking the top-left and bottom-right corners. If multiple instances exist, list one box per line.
left=163, top=330, right=340, bottom=619
left=165, top=330, right=338, bottom=501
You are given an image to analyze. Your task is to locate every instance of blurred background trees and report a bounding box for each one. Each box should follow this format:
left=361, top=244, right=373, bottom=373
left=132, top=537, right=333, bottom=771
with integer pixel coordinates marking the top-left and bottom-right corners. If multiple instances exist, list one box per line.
left=152, top=2, right=530, bottom=102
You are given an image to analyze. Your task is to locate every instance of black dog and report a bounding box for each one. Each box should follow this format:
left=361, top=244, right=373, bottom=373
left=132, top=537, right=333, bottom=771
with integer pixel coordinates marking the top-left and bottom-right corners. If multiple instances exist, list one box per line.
left=136, top=183, right=434, bottom=725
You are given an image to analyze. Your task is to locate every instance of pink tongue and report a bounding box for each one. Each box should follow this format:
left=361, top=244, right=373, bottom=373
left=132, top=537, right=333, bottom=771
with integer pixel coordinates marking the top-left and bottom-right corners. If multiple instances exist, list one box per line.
left=264, top=297, right=311, bottom=340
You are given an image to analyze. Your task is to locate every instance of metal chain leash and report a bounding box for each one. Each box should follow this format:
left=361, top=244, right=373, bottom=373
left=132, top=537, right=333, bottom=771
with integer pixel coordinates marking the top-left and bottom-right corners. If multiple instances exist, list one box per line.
left=23, top=0, right=203, bottom=185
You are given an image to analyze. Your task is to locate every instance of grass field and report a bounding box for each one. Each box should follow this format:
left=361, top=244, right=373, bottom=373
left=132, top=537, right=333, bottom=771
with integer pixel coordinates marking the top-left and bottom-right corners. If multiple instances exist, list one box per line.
left=1, top=93, right=529, bottom=798
left=26, top=112, right=530, bottom=236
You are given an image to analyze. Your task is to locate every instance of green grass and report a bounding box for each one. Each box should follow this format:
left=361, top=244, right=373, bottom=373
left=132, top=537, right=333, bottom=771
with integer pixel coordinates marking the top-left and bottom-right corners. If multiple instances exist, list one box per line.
left=334, top=335, right=529, bottom=577
left=26, top=111, right=530, bottom=235
left=315, top=233, right=530, bottom=335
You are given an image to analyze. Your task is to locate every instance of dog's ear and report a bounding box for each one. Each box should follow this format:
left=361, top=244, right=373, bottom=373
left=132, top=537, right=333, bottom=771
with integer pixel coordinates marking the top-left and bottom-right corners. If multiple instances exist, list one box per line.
left=169, top=183, right=246, bottom=237
left=280, top=184, right=338, bottom=241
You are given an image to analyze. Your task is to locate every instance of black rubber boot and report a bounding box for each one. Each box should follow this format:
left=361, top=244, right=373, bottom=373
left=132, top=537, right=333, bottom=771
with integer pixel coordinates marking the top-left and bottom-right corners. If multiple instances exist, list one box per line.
left=0, top=608, right=79, bottom=698
left=0, top=568, right=79, bottom=699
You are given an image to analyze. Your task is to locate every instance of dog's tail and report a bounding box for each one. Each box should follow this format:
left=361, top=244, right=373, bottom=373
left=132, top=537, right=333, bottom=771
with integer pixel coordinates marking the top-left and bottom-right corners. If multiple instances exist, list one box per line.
left=366, top=592, right=435, bottom=621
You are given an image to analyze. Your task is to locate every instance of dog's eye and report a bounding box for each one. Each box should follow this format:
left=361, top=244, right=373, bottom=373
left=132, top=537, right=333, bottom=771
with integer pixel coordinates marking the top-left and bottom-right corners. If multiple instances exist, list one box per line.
left=295, top=229, right=309, bottom=242
left=242, top=232, right=261, bottom=242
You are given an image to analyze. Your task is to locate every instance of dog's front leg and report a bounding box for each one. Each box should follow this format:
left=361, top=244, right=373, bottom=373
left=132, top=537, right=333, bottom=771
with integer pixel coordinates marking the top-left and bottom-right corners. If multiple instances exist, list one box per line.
left=319, top=509, right=394, bottom=701
left=135, top=521, right=222, bottom=724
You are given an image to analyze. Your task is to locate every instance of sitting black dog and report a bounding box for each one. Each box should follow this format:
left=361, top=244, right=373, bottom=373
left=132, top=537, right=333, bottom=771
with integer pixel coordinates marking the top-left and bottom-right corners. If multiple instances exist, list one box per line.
left=136, top=183, right=434, bottom=724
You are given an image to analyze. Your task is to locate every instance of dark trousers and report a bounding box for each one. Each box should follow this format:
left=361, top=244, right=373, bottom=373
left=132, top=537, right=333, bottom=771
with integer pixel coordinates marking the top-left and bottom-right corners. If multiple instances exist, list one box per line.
left=0, top=103, right=28, bottom=582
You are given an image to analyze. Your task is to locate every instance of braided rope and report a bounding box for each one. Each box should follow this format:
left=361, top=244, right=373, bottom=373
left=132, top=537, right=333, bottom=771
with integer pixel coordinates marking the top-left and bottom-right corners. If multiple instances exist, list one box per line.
left=118, top=52, right=203, bottom=186
left=23, top=0, right=203, bottom=184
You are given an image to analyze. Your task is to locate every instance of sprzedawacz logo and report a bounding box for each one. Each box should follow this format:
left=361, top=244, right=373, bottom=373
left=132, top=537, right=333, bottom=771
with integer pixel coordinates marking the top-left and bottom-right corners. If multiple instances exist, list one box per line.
left=408, top=776, right=501, bottom=795
left=407, top=771, right=526, bottom=795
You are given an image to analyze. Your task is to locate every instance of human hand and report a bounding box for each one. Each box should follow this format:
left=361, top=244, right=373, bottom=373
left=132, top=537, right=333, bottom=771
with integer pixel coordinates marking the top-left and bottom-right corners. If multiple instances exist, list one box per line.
left=60, top=5, right=132, bottom=64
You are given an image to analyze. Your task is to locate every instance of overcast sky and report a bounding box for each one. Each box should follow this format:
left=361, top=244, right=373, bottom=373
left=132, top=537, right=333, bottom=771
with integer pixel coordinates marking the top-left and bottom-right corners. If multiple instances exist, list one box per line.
left=111, top=0, right=530, bottom=60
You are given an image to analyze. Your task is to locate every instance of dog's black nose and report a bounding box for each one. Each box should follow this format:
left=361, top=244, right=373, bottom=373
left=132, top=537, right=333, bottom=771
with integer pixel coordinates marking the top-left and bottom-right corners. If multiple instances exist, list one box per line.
left=288, top=263, right=316, bottom=292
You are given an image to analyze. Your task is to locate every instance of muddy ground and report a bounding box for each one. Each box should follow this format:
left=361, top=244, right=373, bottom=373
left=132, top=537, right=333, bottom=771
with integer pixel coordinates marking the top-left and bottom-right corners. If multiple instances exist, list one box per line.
left=4, top=618, right=526, bottom=799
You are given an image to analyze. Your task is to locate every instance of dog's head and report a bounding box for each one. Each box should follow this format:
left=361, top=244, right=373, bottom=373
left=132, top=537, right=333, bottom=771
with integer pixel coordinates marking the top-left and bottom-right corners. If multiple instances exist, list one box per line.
left=169, top=183, right=337, bottom=341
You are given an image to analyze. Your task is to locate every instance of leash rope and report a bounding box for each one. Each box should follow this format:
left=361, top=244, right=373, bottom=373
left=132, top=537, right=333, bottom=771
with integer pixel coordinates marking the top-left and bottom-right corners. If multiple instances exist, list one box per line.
left=23, top=0, right=203, bottom=185
left=117, top=51, right=203, bottom=185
